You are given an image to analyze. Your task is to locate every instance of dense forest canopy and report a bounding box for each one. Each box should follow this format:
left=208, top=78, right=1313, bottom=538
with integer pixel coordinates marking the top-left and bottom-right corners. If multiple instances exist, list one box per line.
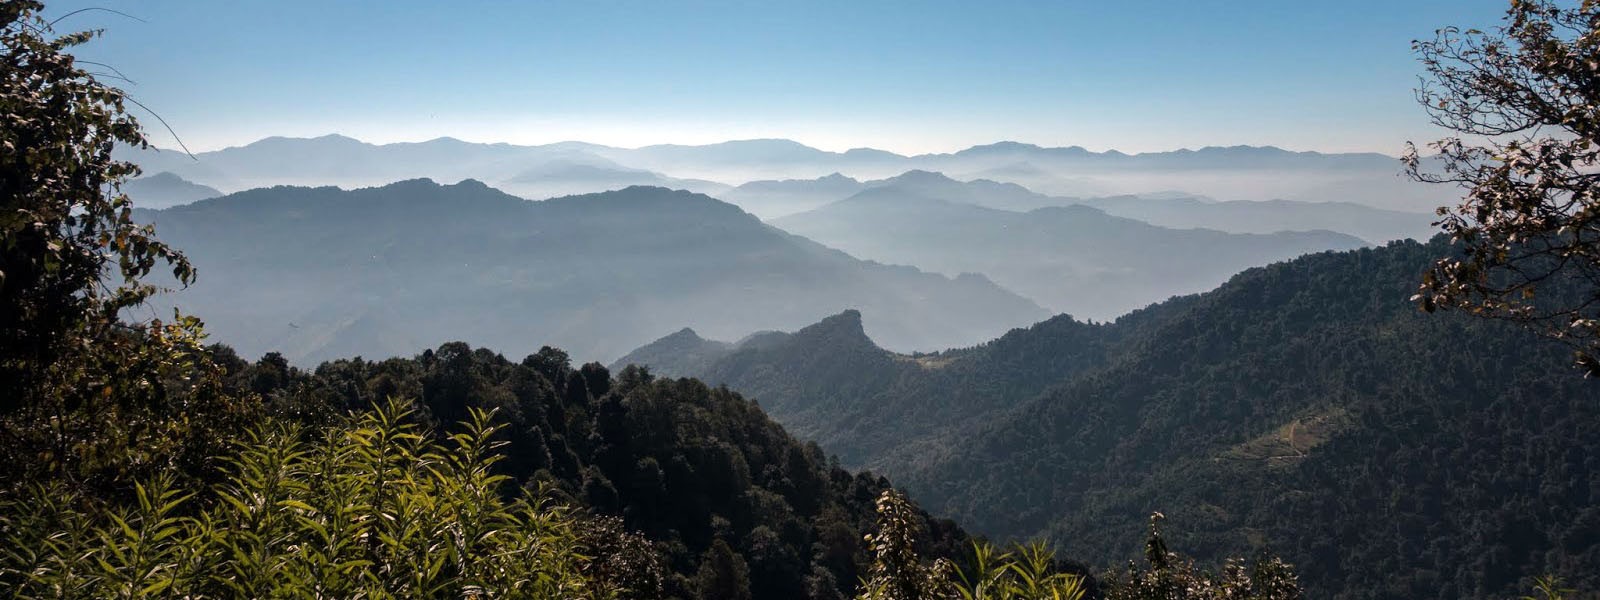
left=626, top=238, right=1600, bottom=599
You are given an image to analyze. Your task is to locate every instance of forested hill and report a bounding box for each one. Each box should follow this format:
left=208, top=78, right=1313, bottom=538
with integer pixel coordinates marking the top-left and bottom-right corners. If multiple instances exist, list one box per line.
left=608, top=327, right=735, bottom=378
left=897, top=240, right=1600, bottom=599
left=619, top=307, right=1184, bottom=465
left=216, top=342, right=978, bottom=600
left=621, top=239, right=1600, bottom=599
left=135, top=179, right=1046, bottom=365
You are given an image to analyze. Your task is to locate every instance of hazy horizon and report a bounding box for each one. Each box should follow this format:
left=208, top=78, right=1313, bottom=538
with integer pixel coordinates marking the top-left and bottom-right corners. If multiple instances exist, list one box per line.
left=53, top=0, right=1506, bottom=155
left=148, top=131, right=1418, bottom=158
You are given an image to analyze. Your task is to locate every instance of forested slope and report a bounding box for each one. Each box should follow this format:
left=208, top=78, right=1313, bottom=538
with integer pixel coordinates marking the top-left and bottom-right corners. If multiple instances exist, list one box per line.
left=218, top=342, right=974, bottom=600
left=900, top=240, right=1600, bottom=599
left=635, top=240, right=1600, bottom=598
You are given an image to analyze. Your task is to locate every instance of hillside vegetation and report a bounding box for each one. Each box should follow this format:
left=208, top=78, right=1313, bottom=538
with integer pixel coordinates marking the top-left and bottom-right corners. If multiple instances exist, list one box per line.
left=624, top=239, right=1600, bottom=599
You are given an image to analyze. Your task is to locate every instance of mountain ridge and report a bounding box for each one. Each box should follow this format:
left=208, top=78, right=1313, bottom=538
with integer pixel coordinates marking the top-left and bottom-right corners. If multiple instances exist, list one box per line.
left=161, top=135, right=1405, bottom=162
left=639, top=238, right=1600, bottom=599
left=770, top=177, right=1368, bottom=317
left=139, top=179, right=1047, bottom=366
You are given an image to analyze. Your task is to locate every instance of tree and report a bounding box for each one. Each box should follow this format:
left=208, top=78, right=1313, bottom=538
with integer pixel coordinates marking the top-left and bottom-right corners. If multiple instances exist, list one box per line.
left=1405, top=0, right=1600, bottom=374
left=1102, top=513, right=1301, bottom=600
left=0, top=0, right=230, bottom=487
left=855, top=490, right=1088, bottom=600
left=695, top=539, right=754, bottom=600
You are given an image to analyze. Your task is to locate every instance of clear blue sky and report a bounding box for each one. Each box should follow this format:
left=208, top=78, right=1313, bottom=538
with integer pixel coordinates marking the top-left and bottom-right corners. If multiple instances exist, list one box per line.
left=52, top=1, right=1509, bottom=154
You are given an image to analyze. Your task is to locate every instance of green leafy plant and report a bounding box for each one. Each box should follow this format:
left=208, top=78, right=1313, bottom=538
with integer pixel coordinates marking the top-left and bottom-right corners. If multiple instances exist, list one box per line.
left=856, top=490, right=1087, bottom=600
left=1101, top=513, right=1301, bottom=600
left=0, top=0, right=249, bottom=491
left=0, top=398, right=656, bottom=598
left=1521, top=575, right=1575, bottom=600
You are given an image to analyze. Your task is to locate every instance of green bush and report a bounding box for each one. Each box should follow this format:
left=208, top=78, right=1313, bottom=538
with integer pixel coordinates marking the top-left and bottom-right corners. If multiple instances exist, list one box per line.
left=0, top=399, right=655, bottom=598
left=855, top=490, right=1088, bottom=600
left=1101, top=513, right=1300, bottom=600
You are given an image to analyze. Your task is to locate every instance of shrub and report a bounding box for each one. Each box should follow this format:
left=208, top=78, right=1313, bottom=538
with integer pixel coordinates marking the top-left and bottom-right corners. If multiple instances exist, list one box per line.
left=0, top=398, right=657, bottom=598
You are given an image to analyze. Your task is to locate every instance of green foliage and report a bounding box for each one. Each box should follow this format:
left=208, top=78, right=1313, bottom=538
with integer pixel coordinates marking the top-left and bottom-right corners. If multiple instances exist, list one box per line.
left=694, top=539, right=754, bottom=600
left=0, top=0, right=246, bottom=490
left=911, top=241, right=1600, bottom=599
left=692, top=239, right=1600, bottom=599
left=0, top=398, right=651, bottom=598
left=688, top=307, right=1145, bottom=465
left=224, top=343, right=971, bottom=599
left=858, top=490, right=957, bottom=600
left=1101, top=514, right=1301, bottom=600
left=855, top=490, right=1087, bottom=600
left=1404, top=0, right=1600, bottom=373
left=1520, top=575, right=1575, bottom=600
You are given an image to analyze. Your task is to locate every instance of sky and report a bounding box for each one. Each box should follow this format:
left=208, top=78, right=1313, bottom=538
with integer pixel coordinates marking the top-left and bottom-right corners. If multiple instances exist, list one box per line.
left=50, top=0, right=1510, bottom=155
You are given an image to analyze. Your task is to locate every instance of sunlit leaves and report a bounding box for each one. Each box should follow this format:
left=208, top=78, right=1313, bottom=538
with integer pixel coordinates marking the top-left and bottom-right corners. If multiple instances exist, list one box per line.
left=855, top=490, right=1088, bottom=600
left=1101, top=513, right=1302, bottom=600
left=0, top=399, right=631, bottom=598
left=0, top=0, right=230, bottom=487
left=1405, top=0, right=1600, bottom=374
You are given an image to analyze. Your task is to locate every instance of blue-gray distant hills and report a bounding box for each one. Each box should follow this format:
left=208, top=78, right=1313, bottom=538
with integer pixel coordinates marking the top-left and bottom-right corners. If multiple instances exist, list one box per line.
left=769, top=171, right=1368, bottom=319
left=118, top=134, right=1455, bottom=212
left=120, top=171, right=222, bottom=209
left=716, top=172, right=869, bottom=219
left=723, top=170, right=1434, bottom=243
left=136, top=179, right=1046, bottom=365
left=117, top=135, right=730, bottom=200
left=1076, top=195, right=1435, bottom=244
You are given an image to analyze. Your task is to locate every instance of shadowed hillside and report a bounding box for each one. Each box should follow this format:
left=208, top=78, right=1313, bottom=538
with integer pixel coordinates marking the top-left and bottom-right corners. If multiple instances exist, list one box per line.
left=630, top=239, right=1600, bottom=599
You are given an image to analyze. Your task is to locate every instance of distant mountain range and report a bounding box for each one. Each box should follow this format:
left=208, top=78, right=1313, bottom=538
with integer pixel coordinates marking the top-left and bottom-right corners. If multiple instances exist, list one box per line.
left=725, top=170, right=1434, bottom=243
left=120, top=171, right=222, bottom=209
left=119, top=134, right=1458, bottom=211
left=770, top=171, right=1367, bottom=317
left=137, top=180, right=1046, bottom=365
left=615, top=239, right=1600, bottom=599
left=713, top=170, right=1075, bottom=219
left=715, top=173, right=868, bottom=219
left=1078, top=195, right=1435, bottom=243
left=498, top=158, right=731, bottom=199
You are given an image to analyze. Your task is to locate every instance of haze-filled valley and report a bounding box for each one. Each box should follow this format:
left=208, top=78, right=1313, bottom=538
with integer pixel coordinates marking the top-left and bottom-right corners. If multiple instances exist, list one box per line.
left=9, top=2, right=1600, bottom=600
left=119, top=136, right=1440, bottom=362
left=136, top=179, right=1046, bottom=365
left=768, top=171, right=1369, bottom=317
